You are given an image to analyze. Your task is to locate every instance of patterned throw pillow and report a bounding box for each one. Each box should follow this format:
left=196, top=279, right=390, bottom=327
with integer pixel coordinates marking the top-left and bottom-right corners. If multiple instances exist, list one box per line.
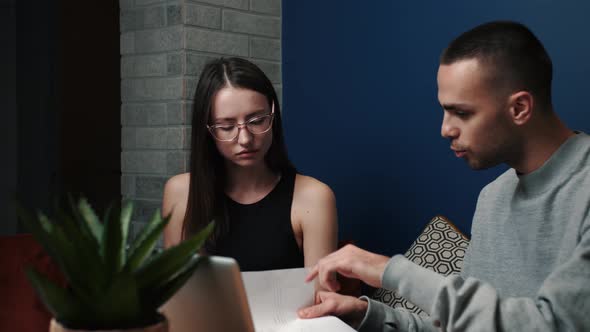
left=371, top=215, right=469, bottom=316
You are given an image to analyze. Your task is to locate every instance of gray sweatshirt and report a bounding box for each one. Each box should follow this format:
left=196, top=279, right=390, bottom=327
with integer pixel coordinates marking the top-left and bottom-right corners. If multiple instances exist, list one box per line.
left=358, top=132, right=590, bottom=331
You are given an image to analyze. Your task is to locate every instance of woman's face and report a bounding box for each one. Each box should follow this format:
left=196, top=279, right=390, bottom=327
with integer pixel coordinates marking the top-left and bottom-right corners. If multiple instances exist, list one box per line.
left=209, top=86, right=274, bottom=168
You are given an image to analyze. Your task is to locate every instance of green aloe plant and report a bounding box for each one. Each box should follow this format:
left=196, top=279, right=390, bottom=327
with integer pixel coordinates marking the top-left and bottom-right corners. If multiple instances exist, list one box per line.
left=18, top=197, right=214, bottom=330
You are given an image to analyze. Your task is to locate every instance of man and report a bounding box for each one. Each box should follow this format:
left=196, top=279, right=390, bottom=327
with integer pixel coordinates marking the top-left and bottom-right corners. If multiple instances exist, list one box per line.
left=298, top=21, right=590, bottom=331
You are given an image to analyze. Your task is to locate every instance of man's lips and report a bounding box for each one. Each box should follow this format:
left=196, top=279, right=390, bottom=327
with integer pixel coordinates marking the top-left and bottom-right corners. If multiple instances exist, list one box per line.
left=451, top=148, right=467, bottom=158
left=454, top=150, right=467, bottom=158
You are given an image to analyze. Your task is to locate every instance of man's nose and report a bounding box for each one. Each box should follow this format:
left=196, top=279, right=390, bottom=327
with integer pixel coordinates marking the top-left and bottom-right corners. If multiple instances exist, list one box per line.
left=441, top=113, right=459, bottom=139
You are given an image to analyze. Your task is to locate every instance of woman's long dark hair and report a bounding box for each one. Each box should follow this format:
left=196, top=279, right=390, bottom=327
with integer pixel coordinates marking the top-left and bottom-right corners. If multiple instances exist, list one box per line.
left=183, top=57, right=295, bottom=245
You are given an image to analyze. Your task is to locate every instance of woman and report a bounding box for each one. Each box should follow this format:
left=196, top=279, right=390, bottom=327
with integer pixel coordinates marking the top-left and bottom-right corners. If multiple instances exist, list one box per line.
left=162, top=57, right=337, bottom=271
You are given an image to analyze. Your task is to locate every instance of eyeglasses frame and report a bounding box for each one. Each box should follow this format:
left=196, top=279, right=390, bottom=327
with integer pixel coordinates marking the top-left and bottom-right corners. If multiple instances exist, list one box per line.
left=207, top=103, right=275, bottom=142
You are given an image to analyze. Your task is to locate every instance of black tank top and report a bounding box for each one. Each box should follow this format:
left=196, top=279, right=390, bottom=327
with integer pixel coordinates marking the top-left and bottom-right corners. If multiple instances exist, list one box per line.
left=208, top=170, right=304, bottom=271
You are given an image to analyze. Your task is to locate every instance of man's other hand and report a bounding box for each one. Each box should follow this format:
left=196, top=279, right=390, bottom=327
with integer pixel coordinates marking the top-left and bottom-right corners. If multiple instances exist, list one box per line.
left=305, top=244, right=390, bottom=291
left=298, top=291, right=369, bottom=329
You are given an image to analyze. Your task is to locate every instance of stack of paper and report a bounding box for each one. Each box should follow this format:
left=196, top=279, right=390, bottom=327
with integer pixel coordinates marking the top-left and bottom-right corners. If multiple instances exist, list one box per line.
left=241, top=268, right=356, bottom=332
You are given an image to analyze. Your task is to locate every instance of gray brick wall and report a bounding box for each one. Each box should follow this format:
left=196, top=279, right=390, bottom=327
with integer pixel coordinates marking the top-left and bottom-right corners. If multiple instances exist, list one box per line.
left=119, top=0, right=282, bottom=246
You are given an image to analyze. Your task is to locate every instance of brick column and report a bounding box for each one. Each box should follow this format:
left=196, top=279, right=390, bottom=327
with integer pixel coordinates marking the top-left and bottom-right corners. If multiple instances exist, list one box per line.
left=119, top=0, right=282, bottom=242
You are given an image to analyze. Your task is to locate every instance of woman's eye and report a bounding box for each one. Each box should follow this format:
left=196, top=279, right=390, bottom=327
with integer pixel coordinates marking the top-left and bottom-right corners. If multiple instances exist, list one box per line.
left=249, top=118, right=264, bottom=125
left=218, top=126, right=234, bottom=132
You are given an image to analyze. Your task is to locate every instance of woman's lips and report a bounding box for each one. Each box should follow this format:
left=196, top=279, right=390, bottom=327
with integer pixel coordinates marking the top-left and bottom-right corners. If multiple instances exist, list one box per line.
left=237, top=150, right=258, bottom=158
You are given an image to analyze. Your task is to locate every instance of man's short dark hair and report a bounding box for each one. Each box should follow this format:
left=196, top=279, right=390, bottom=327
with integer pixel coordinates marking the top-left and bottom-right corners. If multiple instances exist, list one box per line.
left=441, top=21, right=553, bottom=108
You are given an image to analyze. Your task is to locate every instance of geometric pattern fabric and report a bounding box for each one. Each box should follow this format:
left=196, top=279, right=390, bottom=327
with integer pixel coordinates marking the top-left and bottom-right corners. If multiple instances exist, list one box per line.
left=371, top=215, right=470, bottom=317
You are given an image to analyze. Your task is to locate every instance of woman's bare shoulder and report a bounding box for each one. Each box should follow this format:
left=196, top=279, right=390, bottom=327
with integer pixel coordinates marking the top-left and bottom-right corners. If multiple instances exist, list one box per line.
left=163, top=173, right=190, bottom=247
left=292, top=174, right=338, bottom=267
left=165, top=173, right=190, bottom=197
left=293, top=174, right=335, bottom=202
left=163, top=173, right=190, bottom=214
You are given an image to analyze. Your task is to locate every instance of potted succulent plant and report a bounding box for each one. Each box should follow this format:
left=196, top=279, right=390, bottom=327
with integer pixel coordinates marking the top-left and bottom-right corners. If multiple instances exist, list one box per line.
left=18, top=197, right=214, bottom=332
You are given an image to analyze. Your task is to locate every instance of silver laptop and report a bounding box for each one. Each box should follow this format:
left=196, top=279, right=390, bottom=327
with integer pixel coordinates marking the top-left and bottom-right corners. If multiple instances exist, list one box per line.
left=161, top=256, right=256, bottom=332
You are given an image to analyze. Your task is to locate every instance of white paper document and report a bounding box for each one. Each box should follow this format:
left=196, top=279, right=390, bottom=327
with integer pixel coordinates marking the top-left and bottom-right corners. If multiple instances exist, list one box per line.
left=241, top=268, right=356, bottom=332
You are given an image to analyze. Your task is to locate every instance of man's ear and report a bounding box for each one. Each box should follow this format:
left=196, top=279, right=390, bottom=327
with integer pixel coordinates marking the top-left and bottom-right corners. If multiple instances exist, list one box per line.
left=509, top=91, right=533, bottom=125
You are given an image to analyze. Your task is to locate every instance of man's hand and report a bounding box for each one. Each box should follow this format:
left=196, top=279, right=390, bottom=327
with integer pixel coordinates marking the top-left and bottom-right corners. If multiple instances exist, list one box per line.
left=305, top=244, right=390, bottom=291
left=298, top=291, right=369, bottom=329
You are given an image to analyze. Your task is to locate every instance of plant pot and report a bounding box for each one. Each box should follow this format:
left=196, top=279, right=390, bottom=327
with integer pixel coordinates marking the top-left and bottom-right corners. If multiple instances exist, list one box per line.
left=49, top=318, right=168, bottom=332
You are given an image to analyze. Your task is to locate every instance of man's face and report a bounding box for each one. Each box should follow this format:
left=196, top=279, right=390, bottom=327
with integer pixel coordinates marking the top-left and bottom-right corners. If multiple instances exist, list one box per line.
left=437, top=59, right=517, bottom=170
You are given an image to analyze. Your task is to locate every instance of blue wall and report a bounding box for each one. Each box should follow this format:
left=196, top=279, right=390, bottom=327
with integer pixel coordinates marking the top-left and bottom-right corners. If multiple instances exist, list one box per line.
left=282, top=1, right=590, bottom=255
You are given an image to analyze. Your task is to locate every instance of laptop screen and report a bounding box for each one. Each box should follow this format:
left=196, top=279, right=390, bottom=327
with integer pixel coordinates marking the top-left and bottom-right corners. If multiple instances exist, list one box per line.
left=161, top=256, right=255, bottom=332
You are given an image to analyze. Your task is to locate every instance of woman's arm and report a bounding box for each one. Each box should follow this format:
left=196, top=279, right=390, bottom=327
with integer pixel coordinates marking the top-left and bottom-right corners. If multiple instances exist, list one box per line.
left=162, top=173, right=190, bottom=248
left=292, top=175, right=338, bottom=268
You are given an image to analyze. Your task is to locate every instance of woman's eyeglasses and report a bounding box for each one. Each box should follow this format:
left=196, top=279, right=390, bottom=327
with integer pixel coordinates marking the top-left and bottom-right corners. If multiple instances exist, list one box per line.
left=207, top=107, right=275, bottom=142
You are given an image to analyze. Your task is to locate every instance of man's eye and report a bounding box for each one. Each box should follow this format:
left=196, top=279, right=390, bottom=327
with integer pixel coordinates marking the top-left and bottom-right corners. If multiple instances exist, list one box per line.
left=455, top=111, right=469, bottom=118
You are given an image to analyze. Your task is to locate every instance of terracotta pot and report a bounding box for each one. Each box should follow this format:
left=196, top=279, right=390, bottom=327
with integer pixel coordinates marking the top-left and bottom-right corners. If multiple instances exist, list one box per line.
left=49, top=318, right=168, bottom=332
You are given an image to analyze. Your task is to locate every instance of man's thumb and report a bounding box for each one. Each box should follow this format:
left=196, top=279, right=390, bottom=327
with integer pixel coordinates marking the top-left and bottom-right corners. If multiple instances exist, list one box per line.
left=298, top=303, right=327, bottom=319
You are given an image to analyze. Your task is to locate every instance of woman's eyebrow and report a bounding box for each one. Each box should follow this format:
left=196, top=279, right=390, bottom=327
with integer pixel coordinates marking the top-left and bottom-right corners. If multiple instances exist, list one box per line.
left=213, top=109, right=268, bottom=122
left=212, top=117, right=234, bottom=123
left=246, top=109, right=268, bottom=118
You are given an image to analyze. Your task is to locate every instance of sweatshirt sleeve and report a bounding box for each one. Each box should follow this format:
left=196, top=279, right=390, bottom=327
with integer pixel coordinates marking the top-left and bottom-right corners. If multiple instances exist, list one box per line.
left=364, top=220, right=590, bottom=332
left=356, top=296, right=440, bottom=332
